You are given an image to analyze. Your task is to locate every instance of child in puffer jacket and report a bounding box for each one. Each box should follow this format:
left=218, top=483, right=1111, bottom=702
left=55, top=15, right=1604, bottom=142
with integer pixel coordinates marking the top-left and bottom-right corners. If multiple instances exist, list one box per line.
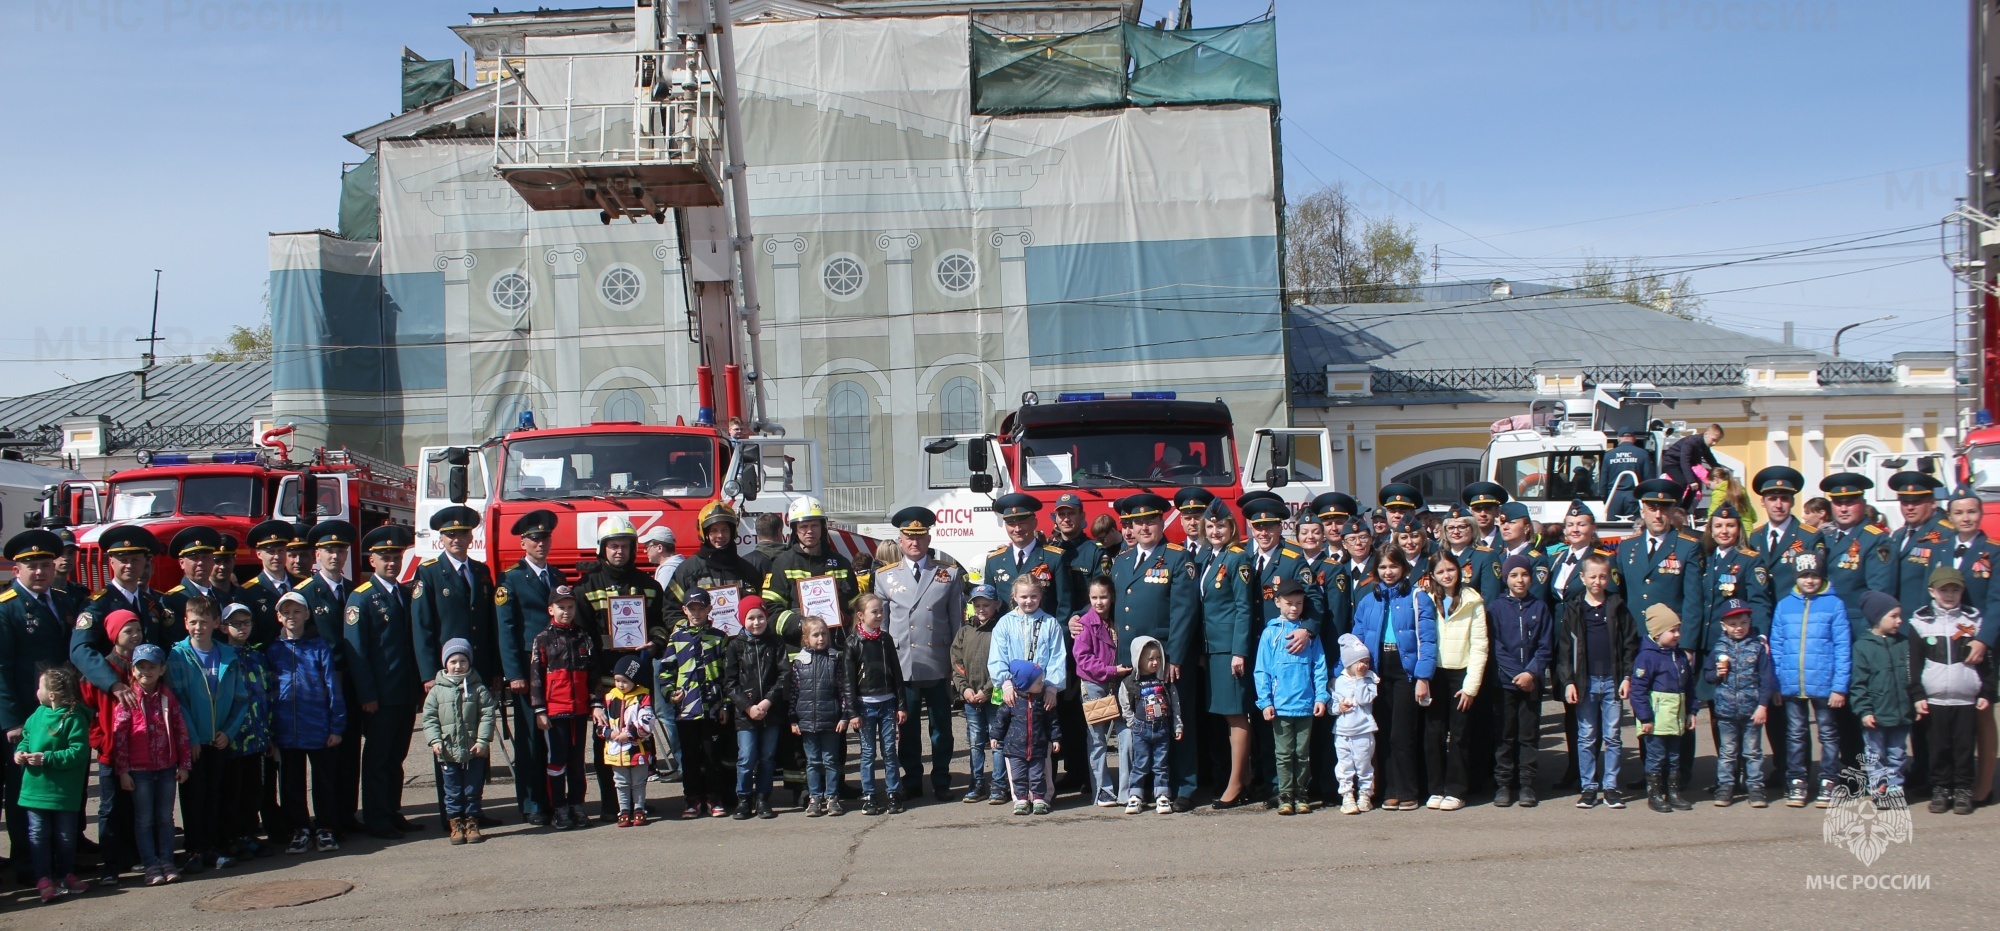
left=268, top=591, right=344, bottom=855
left=1253, top=578, right=1328, bottom=816
left=788, top=618, right=850, bottom=818
left=112, top=644, right=192, bottom=886
left=1119, top=635, right=1179, bottom=815
left=1767, top=553, right=1851, bottom=808
left=1702, top=599, right=1777, bottom=807
left=1631, top=606, right=1696, bottom=814
left=1849, top=592, right=1915, bottom=808
left=531, top=586, right=598, bottom=830
left=1908, top=566, right=1998, bottom=814
left=599, top=655, right=654, bottom=828
left=424, top=638, right=498, bottom=843
left=993, top=658, right=1063, bottom=816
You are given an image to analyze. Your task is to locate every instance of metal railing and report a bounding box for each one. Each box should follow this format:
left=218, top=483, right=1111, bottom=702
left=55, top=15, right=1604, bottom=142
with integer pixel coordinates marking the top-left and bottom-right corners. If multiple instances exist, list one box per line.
left=1586, top=362, right=1743, bottom=387
left=824, top=484, right=885, bottom=516
left=493, top=49, right=720, bottom=169
left=10, top=421, right=257, bottom=455
left=1292, top=360, right=1901, bottom=400
left=1817, top=360, right=1897, bottom=385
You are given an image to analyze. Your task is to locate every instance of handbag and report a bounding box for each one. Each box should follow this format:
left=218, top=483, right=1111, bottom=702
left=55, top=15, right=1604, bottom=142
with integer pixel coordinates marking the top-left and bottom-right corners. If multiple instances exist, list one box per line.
left=1083, top=693, right=1122, bottom=725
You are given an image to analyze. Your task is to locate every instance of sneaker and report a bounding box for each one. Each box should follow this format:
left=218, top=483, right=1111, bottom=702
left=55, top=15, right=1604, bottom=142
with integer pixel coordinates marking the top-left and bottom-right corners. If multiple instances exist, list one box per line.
left=1357, top=794, right=1374, bottom=813
left=826, top=797, right=845, bottom=817
left=214, top=854, right=238, bottom=869
left=554, top=807, right=576, bottom=829
left=1437, top=796, right=1463, bottom=811
left=1715, top=786, right=1735, bottom=807
left=570, top=805, right=594, bottom=828
left=683, top=800, right=703, bottom=820
left=806, top=798, right=825, bottom=818
left=1747, top=789, right=1768, bottom=809
left=988, top=789, right=1009, bottom=805
left=1425, top=795, right=1443, bottom=810
left=1815, top=780, right=1836, bottom=809
left=887, top=798, right=907, bottom=815
left=288, top=829, right=311, bottom=855
left=315, top=830, right=339, bottom=852
left=1576, top=790, right=1597, bottom=809
left=37, top=877, right=59, bottom=904
left=1277, top=798, right=1295, bottom=816
left=1955, top=789, right=1976, bottom=815
left=163, top=868, right=181, bottom=884
left=1155, top=795, right=1173, bottom=814
left=97, top=871, right=120, bottom=888
left=1125, top=796, right=1144, bottom=814
left=60, top=874, right=88, bottom=895
left=1013, top=801, right=1031, bottom=816
left=181, top=854, right=208, bottom=875
left=1095, top=796, right=1121, bottom=808
left=862, top=797, right=884, bottom=816
left=1602, top=789, right=1626, bottom=809
left=1930, top=789, right=1952, bottom=814
left=1340, top=795, right=1358, bottom=815
left=963, top=785, right=986, bottom=804
left=709, top=800, right=729, bottom=818
left=146, top=867, right=167, bottom=887
left=1785, top=780, right=1808, bottom=808
left=1031, top=799, right=1051, bottom=815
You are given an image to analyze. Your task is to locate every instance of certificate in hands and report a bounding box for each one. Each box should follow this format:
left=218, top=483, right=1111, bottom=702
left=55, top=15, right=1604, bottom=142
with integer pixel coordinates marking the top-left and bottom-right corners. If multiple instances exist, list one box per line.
left=796, top=575, right=843, bottom=628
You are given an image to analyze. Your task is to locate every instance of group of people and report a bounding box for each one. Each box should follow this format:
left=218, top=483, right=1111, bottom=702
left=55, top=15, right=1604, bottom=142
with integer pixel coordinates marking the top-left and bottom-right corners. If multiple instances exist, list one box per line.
left=3, top=450, right=1996, bottom=906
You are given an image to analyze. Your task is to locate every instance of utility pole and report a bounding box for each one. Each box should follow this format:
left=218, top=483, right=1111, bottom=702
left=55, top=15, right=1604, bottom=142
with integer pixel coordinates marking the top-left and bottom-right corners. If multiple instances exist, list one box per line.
left=1969, top=1, right=2000, bottom=418
left=137, top=268, right=163, bottom=369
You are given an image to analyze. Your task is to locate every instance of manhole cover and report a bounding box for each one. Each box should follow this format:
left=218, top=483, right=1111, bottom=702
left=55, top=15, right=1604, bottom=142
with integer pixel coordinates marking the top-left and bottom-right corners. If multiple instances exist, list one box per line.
left=196, top=879, right=354, bottom=911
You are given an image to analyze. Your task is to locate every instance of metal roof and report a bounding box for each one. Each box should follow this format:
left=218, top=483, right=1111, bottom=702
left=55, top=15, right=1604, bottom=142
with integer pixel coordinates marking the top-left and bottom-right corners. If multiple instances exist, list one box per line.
left=0, top=361, right=271, bottom=449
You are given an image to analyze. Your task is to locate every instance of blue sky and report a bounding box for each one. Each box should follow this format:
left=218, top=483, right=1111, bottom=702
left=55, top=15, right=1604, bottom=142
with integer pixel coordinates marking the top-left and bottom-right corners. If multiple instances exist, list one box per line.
left=0, top=0, right=1962, bottom=392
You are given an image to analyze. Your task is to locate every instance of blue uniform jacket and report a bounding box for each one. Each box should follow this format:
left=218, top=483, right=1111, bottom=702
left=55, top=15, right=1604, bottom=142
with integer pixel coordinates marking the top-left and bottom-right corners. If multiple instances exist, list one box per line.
left=1110, top=543, right=1199, bottom=667
left=1693, top=544, right=1774, bottom=656
left=410, top=555, right=500, bottom=681
left=1615, top=531, right=1702, bottom=640
left=1303, top=551, right=1353, bottom=640
left=496, top=559, right=562, bottom=684
left=1748, top=520, right=1824, bottom=601
left=70, top=584, right=169, bottom=692
left=1889, top=518, right=1951, bottom=619
left=1199, top=544, right=1258, bottom=658
left=1248, top=544, right=1324, bottom=639
left=1479, top=545, right=1552, bottom=606
left=1816, top=522, right=1895, bottom=635
left=983, top=541, right=1068, bottom=617
left=1601, top=442, right=1657, bottom=517
left=0, top=584, right=76, bottom=731
left=342, top=575, right=423, bottom=708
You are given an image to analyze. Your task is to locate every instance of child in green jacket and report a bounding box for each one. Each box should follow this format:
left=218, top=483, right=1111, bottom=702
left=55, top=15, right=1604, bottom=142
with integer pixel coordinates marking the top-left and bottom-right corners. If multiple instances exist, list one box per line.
left=1850, top=591, right=1916, bottom=807
left=13, top=666, right=92, bottom=903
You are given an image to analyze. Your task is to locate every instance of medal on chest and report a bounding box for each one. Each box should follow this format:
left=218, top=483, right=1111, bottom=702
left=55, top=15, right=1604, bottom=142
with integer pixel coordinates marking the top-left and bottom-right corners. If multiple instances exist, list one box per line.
left=1718, top=572, right=1736, bottom=596
left=1660, top=553, right=1681, bottom=575
left=933, top=567, right=952, bottom=584
left=1839, top=541, right=1861, bottom=572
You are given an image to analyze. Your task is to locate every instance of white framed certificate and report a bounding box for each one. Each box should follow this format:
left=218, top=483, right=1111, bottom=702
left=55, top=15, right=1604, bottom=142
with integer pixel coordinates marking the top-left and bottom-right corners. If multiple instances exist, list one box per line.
left=796, top=575, right=843, bottom=628
left=707, top=585, right=742, bottom=636
left=609, top=595, right=646, bottom=649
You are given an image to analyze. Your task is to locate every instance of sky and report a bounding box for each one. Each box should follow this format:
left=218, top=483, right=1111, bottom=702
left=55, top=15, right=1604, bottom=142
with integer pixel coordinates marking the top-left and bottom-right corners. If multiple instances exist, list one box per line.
left=0, top=0, right=1965, bottom=394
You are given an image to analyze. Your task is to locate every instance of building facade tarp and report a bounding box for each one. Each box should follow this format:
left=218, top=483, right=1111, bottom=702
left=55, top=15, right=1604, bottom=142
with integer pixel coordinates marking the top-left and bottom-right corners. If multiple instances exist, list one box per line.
left=971, top=19, right=1281, bottom=114
left=970, top=24, right=1125, bottom=115
left=1127, top=20, right=1281, bottom=107
left=337, top=155, right=380, bottom=242
left=401, top=57, right=459, bottom=112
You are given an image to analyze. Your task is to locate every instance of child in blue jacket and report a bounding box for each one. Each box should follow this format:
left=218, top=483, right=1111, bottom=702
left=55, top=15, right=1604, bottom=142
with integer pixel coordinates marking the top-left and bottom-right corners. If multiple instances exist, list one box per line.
left=1767, top=553, right=1852, bottom=808
left=992, top=659, right=1062, bottom=816
left=268, top=591, right=345, bottom=854
left=165, top=597, right=249, bottom=873
left=1632, top=605, right=1696, bottom=813
left=1702, top=598, right=1777, bottom=807
left=1490, top=555, right=1553, bottom=808
left=1253, top=578, right=1328, bottom=815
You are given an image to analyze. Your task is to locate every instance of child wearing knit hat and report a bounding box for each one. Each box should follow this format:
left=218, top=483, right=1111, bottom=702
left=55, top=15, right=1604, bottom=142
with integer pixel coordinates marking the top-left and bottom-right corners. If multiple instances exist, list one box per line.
left=1331, top=633, right=1379, bottom=815
left=1630, top=605, right=1696, bottom=813
left=423, top=638, right=497, bottom=844
left=1849, top=591, right=1914, bottom=810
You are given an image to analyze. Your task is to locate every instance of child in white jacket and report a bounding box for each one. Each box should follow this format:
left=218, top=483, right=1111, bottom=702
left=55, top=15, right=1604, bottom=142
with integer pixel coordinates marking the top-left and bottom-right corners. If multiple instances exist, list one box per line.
left=1332, top=634, right=1380, bottom=815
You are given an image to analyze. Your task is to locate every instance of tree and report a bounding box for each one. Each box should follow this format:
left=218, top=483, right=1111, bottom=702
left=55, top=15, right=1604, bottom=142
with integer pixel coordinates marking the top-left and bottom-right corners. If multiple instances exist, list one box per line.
left=1284, top=183, right=1425, bottom=304
left=205, top=318, right=272, bottom=363
left=1560, top=253, right=1706, bottom=322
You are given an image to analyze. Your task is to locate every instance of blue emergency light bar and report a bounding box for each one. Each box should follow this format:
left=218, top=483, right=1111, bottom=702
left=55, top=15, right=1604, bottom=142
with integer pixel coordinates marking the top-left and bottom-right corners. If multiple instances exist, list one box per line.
left=146, top=450, right=262, bottom=467
left=1054, top=391, right=1177, bottom=403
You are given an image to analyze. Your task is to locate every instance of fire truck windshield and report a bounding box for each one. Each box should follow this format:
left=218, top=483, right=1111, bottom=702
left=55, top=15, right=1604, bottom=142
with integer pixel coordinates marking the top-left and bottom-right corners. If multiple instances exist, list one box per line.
left=1018, top=426, right=1234, bottom=488
left=1966, top=443, right=2000, bottom=500
left=501, top=433, right=716, bottom=500
left=110, top=476, right=259, bottom=520
left=1496, top=451, right=1606, bottom=502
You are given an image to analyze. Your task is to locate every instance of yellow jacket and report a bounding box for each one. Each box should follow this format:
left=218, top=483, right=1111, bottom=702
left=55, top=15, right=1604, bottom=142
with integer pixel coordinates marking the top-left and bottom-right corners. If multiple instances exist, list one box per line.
left=1433, top=587, right=1489, bottom=696
left=600, top=684, right=655, bottom=768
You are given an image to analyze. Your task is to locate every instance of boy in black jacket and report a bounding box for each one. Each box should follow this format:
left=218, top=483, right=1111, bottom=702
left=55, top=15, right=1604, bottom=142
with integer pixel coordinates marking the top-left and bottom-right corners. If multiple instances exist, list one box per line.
left=845, top=594, right=906, bottom=815
left=1555, top=554, right=1640, bottom=809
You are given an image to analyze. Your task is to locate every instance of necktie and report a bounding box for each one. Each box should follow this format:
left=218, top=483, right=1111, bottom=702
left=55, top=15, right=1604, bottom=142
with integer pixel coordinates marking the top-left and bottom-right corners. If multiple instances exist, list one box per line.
left=1770, top=529, right=1780, bottom=553
left=463, top=562, right=477, bottom=592
left=1648, top=537, right=1658, bottom=557
left=1958, top=544, right=1969, bottom=563
left=1258, top=553, right=1269, bottom=575
left=1016, top=549, right=1026, bottom=570
left=43, top=593, right=57, bottom=620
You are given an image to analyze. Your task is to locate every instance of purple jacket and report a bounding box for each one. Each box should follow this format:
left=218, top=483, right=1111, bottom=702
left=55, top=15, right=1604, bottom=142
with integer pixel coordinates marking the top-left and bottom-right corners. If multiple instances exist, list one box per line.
left=1072, top=610, right=1123, bottom=685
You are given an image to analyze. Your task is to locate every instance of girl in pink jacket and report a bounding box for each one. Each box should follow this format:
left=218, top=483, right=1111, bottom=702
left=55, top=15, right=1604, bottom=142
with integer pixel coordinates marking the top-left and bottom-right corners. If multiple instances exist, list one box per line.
left=111, top=644, right=192, bottom=885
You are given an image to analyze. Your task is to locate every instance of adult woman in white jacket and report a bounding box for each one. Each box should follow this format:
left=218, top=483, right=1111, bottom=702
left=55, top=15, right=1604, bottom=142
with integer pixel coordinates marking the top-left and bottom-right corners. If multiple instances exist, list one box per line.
left=1422, top=549, right=1487, bottom=810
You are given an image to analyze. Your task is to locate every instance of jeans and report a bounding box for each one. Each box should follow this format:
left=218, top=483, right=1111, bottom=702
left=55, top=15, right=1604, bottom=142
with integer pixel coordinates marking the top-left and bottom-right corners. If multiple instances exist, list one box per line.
left=129, top=768, right=179, bottom=871
left=96, top=761, right=136, bottom=876
left=1642, top=733, right=1682, bottom=775
left=1081, top=680, right=1122, bottom=804
left=858, top=700, right=903, bottom=798
left=1126, top=727, right=1171, bottom=801
left=898, top=679, right=954, bottom=792
left=1273, top=717, right=1313, bottom=799
left=964, top=701, right=1001, bottom=794
left=801, top=731, right=842, bottom=798
left=1715, top=714, right=1765, bottom=794
left=734, top=724, right=781, bottom=799
left=1574, top=675, right=1624, bottom=792
left=25, top=808, right=78, bottom=881
left=1863, top=724, right=1911, bottom=791
left=439, top=757, right=488, bottom=819
left=1784, top=696, right=1841, bottom=785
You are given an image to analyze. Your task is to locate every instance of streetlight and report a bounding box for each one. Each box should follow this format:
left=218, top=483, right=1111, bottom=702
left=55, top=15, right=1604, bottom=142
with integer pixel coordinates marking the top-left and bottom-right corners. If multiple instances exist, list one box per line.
left=1831, top=315, right=1897, bottom=358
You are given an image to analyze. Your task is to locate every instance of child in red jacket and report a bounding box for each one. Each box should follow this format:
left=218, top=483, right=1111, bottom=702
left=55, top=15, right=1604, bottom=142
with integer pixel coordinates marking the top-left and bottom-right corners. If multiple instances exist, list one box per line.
left=112, top=644, right=192, bottom=886
left=531, top=586, right=597, bottom=830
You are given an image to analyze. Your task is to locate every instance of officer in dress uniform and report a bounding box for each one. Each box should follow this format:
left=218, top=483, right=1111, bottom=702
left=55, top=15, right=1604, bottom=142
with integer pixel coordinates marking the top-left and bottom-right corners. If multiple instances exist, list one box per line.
left=294, top=519, right=363, bottom=835
left=1462, top=481, right=1511, bottom=551
left=236, top=520, right=297, bottom=649
left=1481, top=502, right=1552, bottom=605
left=1886, top=471, right=1951, bottom=618
left=1242, top=496, right=1323, bottom=805
left=1194, top=498, right=1258, bottom=807
left=877, top=506, right=971, bottom=801
left=284, top=523, right=314, bottom=584
left=1174, top=487, right=1217, bottom=558
left=159, top=526, right=225, bottom=636
left=1379, top=483, right=1424, bottom=527
left=1311, top=491, right=1359, bottom=526
left=411, top=505, right=499, bottom=685
left=983, top=493, right=1068, bottom=614
left=1748, top=467, right=1823, bottom=602
left=344, top=524, right=422, bottom=839
left=1816, top=473, right=1896, bottom=631
left=1548, top=500, right=1616, bottom=610
left=1938, top=489, right=2000, bottom=801
left=1051, top=493, right=1111, bottom=618
left=1109, top=493, right=1200, bottom=809
left=3, top=529, right=81, bottom=879
left=1297, top=513, right=1351, bottom=639
left=211, top=533, right=242, bottom=607
left=496, top=509, right=562, bottom=825
left=1693, top=500, right=1775, bottom=795
left=71, top=526, right=170, bottom=692
left=1615, top=478, right=1703, bottom=636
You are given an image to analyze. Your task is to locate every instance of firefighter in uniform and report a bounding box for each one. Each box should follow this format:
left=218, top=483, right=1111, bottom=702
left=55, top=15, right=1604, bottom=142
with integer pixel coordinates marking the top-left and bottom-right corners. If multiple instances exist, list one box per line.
left=1242, top=495, right=1323, bottom=805
left=1194, top=498, right=1258, bottom=807
left=294, top=519, right=362, bottom=835
left=1480, top=502, right=1553, bottom=605
left=1379, top=482, right=1424, bottom=527
left=1311, top=491, right=1359, bottom=526
left=1109, top=493, right=1200, bottom=809
left=761, top=496, right=859, bottom=799
left=211, top=533, right=243, bottom=608
left=284, top=523, right=314, bottom=582
left=1174, top=487, right=1217, bottom=558
left=663, top=503, right=759, bottom=633
left=71, top=526, right=170, bottom=692
left=1886, top=471, right=1950, bottom=618
left=576, top=515, right=665, bottom=820
left=3, top=529, right=82, bottom=880
left=1051, top=493, right=1111, bottom=618
left=1615, top=478, right=1703, bottom=631
left=1748, top=466, right=1823, bottom=603
left=1462, top=481, right=1510, bottom=551
left=236, top=520, right=297, bottom=649
left=1817, top=473, right=1896, bottom=630
left=159, top=526, right=225, bottom=635
left=496, top=509, right=563, bottom=826
left=411, top=505, right=500, bottom=686
left=344, top=524, right=423, bottom=839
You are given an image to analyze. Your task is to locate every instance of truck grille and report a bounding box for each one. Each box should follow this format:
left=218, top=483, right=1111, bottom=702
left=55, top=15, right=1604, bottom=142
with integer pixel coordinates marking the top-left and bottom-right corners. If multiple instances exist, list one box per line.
left=74, top=544, right=109, bottom=592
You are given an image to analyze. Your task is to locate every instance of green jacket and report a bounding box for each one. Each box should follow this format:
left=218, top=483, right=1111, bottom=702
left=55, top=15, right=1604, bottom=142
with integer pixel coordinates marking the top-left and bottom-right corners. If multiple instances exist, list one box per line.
left=16, top=704, right=90, bottom=810
left=1850, top=629, right=1918, bottom=729
left=421, top=672, right=498, bottom=765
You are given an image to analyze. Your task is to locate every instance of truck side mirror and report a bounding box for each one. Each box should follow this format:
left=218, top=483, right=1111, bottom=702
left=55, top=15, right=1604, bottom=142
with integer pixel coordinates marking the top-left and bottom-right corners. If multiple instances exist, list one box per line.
left=966, top=437, right=988, bottom=474
left=969, top=473, right=994, bottom=495
left=21, top=512, right=40, bottom=528
left=1920, top=456, right=1938, bottom=475
left=1264, top=467, right=1290, bottom=489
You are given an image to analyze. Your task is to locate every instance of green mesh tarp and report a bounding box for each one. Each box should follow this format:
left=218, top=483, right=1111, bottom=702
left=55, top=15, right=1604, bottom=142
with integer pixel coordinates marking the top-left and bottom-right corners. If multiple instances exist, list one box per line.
left=338, top=156, right=379, bottom=242
left=401, top=57, right=459, bottom=112
left=1127, top=20, right=1279, bottom=107
left=971, top=24, right=1125, bottom=114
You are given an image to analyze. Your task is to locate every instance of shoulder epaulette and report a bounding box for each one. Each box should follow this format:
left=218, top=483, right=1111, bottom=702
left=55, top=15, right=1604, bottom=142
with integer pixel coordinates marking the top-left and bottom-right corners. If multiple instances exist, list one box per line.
left=1042, top=543, right=1065, bottom=554
left=1799, top=521, right=1820, bottom=534
left=1740, top=546, right=1761, bottom=558
left=1166, top=543, right=1185, bottom=551
left=165, top=584, right=185, bottom=595
left=1279, top=546, right=1301, bottom=558
left=1226, top=543, right=1246, bottom=554
left=243, top=577, right=262, bottom=588
left=986, top=546, right=1008, bottom=558
left=0, top=589, right=16, bottom=603
left=1863, top=525, right=1886, bottom=536
left=1528, top=548, right=1544, bottom=558
left=1474, top=543, right=1493, bottom=552
left=1592, top=546, right=1615, bottom=557
left=354, top=580, right=374, bottom=594
left=1679, top=531, right=1701, bottom=543
left=421, top=557, right=438, bottom=566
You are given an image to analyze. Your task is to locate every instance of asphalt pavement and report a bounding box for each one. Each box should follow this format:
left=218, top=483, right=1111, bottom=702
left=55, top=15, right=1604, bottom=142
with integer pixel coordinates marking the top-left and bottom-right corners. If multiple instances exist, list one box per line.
left=9, top=709, right=1997, bottom=930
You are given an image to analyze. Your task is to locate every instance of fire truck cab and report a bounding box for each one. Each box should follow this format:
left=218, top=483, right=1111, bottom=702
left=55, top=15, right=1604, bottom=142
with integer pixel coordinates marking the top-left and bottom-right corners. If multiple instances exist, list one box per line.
left=1482, top=384, right=1700, bottom=537
left=1959, top=424, right=2000, bottom=537
left=893, top=392, right=1332, bottom=570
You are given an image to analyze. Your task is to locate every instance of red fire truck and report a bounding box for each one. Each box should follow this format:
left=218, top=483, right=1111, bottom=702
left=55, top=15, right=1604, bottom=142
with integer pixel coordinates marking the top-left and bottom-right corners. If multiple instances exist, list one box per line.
left=63, top=438, right=416, bottom=591
left=898, top=391, right=1333, bottom=569
left=1957, top=423, right=2000, bottom=537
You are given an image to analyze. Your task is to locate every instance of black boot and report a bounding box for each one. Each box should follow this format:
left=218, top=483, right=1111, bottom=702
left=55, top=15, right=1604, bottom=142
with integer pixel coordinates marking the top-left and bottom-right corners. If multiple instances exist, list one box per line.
left=1666, top=770, right=1694, bottom=811
left=1647, top=774, right=1672, bottom=813
left=1930, top=789, right=1952, bottom=814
